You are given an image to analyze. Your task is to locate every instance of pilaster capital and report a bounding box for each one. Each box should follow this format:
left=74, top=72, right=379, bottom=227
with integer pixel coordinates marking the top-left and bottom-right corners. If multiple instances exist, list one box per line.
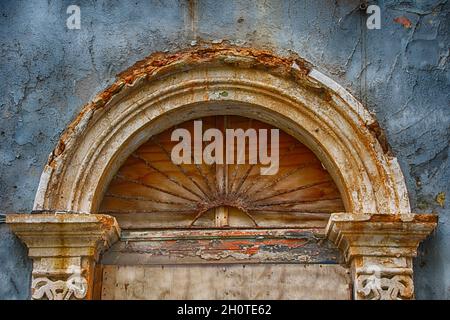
left=326, top=213, right=437, bottom=262
left=7, top=213, right=120, bottom=260
left=326, top=213, right=437, bottom=300
left=7, top=213, right=120, bottom=300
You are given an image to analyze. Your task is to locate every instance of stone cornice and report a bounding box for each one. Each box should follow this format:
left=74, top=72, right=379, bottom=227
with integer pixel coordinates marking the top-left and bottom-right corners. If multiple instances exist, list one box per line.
left=326, top=213, right=437, bottom=263
left=6, top=213, right=120, bottom=260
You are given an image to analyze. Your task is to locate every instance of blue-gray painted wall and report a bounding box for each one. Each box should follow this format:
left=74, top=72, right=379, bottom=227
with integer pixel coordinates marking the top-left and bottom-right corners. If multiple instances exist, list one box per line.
left=0, top=0, right=448, bottom=299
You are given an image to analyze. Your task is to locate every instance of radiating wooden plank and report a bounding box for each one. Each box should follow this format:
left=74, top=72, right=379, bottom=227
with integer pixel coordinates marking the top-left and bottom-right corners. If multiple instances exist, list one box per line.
left=99, top=115, right=345, bottom=229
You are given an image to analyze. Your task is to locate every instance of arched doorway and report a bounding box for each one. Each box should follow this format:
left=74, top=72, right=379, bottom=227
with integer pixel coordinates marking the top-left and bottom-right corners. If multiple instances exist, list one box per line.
left=7, top=46, right=436, bottom=300
left=100, top=115, right=345, bottom=229
left=98, top=114, right=348, bottom=299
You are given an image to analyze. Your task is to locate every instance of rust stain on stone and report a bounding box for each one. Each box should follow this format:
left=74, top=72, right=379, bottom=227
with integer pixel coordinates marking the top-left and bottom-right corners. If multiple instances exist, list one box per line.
left=436, top=192, right=445, bottom=207
left=96, top=214, right=117, bottom=230
left=117, top=44, right=311, bottom=83
left=367, top=120, right=391, bottom=155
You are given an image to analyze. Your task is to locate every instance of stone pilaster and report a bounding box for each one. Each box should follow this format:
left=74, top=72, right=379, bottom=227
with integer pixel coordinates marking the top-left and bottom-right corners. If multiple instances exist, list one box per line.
left=326, top=213, right=437, bottom=300
left=6, top=213, right=120, bottom=300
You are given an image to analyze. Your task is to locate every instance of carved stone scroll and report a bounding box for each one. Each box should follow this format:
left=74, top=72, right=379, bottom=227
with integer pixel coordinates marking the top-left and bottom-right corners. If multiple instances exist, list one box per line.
left=6, top=213, right=120, bottom=300
left=32, top=275, right=88, bottom=300
left=326, top=213, right=437, bottom=300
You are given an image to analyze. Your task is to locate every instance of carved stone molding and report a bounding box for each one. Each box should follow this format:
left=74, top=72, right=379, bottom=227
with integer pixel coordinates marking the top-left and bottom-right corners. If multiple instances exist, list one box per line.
left=6, top=213, right=120, bottom=300
left=355, top=267, right=414, bottom=300
left=33, top=46, right=410, bottom=216
left=326, top=213, right=437, bottom=300
left=32, top=275, right=88, bottom=300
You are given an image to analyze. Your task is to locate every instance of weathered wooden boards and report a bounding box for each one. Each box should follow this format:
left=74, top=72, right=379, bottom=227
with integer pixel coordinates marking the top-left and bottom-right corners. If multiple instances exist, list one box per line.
left=99, top=115, right=344, bottom=229
left=101, top=229, right=341, bottom=265
left=98, top=115, right=346, bottom=300
left=101, top=264, right=351, bottom=300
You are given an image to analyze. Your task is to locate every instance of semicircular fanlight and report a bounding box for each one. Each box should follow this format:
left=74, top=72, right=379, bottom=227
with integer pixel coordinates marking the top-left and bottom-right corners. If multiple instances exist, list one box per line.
left=99, top=115, right=344, bottom=229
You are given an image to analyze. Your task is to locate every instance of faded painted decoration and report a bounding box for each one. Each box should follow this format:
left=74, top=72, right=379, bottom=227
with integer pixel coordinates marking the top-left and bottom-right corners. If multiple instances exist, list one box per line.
left=0, top=0, right=448, bottom=300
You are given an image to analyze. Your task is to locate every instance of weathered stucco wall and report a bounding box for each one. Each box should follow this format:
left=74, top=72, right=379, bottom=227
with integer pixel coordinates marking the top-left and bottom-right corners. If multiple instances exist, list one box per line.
left=0, top=0, right=448, bottom=299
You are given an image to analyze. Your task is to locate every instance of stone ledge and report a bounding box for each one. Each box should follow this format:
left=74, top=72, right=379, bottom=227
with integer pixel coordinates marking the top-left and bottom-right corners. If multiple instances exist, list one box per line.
left=6, top=213, right=120, bottom=259
left=326, top=213, right=437, bottom=262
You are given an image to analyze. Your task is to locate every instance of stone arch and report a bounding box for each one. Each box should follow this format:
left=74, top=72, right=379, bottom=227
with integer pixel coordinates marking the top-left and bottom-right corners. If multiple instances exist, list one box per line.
left=32, top=46, right=410, bottom=216
left=8, top=46, right=437, bottom=300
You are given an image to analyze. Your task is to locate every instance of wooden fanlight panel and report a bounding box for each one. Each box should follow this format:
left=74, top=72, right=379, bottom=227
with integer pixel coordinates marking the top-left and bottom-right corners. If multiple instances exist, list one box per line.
left=98, top=115, right=348, bottom=299
left=99, top=115, right=344, bottom=230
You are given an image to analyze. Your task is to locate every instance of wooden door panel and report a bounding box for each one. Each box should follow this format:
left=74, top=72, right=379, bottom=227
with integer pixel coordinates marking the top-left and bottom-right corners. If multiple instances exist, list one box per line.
left=101, top=264, right=351, bottom=300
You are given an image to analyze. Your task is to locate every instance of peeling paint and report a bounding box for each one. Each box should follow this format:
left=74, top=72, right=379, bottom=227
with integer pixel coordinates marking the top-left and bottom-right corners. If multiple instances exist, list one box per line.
left=394, top=16, right=413, bottom=28
left=102, top=229, right=340, bottom=265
